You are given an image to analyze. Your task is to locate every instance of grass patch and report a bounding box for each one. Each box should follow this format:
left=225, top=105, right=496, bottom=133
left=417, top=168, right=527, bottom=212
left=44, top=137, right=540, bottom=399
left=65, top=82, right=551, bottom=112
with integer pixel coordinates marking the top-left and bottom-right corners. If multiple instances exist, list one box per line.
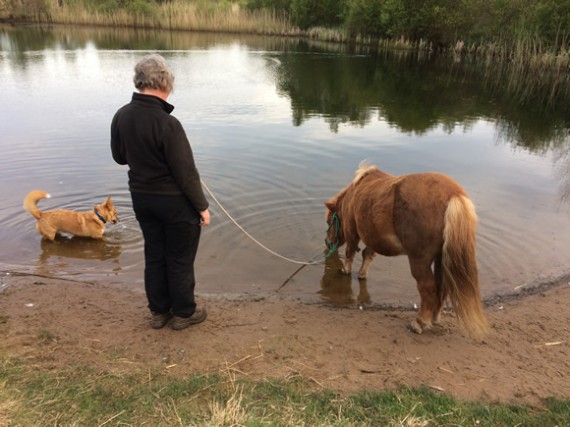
left=0, top=355, right=568, bottom=426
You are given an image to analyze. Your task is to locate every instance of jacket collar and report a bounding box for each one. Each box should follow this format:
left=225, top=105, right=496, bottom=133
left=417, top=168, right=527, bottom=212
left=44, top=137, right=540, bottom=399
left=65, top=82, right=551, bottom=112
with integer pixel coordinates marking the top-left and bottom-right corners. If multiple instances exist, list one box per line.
left=131, top=92, right=175, bottom=114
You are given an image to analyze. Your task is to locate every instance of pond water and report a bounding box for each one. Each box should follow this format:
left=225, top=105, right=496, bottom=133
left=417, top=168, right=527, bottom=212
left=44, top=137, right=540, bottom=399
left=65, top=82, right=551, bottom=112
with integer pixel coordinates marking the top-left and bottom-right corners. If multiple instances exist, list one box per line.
left=1, top=25, right=570, bottom=307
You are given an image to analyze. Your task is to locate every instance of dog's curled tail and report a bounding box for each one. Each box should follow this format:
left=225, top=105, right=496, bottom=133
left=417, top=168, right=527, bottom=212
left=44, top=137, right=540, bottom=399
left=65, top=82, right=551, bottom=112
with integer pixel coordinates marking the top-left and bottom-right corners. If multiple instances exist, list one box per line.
left=23, top=190, right=51, bottom=219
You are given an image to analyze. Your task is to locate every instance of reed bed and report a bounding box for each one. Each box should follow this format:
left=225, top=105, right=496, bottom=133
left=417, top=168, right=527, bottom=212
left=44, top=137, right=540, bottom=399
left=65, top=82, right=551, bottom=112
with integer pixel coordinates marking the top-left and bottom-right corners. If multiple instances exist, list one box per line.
left=46, top=1, right=296, bottom=36
left=452, top=36, right=570, bottom=71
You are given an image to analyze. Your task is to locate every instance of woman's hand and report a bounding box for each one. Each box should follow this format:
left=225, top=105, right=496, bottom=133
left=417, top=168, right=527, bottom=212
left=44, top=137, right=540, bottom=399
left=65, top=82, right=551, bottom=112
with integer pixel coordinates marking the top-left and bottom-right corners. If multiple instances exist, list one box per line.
left=199, top=209, right=211, bottom=226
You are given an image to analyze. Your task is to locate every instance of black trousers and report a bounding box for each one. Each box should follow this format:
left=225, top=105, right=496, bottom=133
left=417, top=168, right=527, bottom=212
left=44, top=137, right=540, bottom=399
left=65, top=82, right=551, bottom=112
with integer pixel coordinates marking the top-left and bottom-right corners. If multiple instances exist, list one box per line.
left=131, top=192, right=201, bottom=318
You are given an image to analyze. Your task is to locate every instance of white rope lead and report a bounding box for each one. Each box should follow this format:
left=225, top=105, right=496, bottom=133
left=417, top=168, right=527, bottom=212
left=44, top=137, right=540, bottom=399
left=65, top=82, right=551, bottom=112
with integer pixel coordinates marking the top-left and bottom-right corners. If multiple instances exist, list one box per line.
left=201, top=179, right=321, bottom=266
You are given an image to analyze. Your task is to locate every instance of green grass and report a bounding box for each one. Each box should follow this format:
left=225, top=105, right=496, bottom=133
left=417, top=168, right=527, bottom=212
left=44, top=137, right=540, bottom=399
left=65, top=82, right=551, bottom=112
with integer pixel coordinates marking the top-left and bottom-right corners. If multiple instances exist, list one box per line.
left=0, top=355, right=568, bottom=426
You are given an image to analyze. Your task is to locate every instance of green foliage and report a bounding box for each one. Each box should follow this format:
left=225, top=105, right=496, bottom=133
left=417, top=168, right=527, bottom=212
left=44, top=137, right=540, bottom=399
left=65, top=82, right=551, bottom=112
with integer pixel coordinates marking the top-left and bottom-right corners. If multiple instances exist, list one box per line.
left=528, top=0, right=570, bottom=44
left=379, top=0, right=478, bottom=46
left=242, top=0, right=570, bottom=47
left=290, top=0, right=345, bottom=29
left=488, top=0, right=534, bottom=36
left=343, top=0, right=385, bottom=37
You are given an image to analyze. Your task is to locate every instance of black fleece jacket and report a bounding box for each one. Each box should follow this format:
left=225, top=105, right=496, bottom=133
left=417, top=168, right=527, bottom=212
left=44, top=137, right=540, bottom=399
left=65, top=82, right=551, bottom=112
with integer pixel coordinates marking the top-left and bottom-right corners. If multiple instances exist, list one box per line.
left=111, top=92, right=209, bottom=212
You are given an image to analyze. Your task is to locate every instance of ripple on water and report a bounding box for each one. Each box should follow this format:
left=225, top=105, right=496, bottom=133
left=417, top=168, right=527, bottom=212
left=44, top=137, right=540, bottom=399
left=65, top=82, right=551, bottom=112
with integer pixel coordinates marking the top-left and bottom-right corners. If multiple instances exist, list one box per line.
left=2, top=39, right=570, bottom=306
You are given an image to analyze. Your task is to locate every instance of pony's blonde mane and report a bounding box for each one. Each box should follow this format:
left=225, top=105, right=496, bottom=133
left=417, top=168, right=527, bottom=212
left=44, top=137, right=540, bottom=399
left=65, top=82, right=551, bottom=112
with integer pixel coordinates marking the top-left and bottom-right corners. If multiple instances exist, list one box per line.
left=353, top=162, right=379, bottom=184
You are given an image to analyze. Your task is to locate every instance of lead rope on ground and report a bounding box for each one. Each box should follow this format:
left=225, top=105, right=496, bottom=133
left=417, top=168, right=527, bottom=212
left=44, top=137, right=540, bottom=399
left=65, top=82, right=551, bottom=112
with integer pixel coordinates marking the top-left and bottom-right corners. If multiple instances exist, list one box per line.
left=200, top=179, right=322, bottom=266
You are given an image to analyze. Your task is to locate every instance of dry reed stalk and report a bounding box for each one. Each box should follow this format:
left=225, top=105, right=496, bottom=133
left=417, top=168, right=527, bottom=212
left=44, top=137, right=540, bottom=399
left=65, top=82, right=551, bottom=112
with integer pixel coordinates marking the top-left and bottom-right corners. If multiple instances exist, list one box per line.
left=208, top=364, right=248, bottom=426
left=165, top=398, right=184, bottom=427
left=393, top=402, right=430, bottom=427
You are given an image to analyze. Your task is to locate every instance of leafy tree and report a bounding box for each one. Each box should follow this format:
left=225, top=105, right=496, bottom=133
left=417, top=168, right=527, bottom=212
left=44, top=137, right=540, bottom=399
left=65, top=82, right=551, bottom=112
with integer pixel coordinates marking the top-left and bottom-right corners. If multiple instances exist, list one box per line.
left=343, top=0, right=385, bottom=37
left=381, top=0, right=478, bottom=46
left=290, top=0, right=345, bottom=29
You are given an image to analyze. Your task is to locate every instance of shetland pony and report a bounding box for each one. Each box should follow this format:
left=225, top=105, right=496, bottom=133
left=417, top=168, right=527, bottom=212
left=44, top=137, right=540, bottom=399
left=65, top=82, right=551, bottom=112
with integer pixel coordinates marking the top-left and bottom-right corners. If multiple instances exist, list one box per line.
left=325, top=164, right=489, bottom=337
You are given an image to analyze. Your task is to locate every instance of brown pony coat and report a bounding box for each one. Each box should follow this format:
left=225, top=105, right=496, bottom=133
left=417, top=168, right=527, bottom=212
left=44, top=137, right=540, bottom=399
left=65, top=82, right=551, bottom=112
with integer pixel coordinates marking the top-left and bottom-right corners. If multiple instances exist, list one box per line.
left=24, top=190, right=118, bottom=240
left=325, top=164, right=489, bottom=337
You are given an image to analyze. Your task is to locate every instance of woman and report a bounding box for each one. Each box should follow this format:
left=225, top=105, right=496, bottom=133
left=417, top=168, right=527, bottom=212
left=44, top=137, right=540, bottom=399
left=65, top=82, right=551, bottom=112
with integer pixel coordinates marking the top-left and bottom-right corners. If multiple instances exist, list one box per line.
left=111, top=54, right=210, bottom=330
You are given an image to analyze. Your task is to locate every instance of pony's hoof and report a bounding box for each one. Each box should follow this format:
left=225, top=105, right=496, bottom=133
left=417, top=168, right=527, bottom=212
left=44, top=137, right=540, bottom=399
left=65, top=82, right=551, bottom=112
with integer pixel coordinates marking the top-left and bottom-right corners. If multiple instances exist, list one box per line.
left=408, top=320, right=423, bottom=334
left=340, top=267, right=351, bottom=275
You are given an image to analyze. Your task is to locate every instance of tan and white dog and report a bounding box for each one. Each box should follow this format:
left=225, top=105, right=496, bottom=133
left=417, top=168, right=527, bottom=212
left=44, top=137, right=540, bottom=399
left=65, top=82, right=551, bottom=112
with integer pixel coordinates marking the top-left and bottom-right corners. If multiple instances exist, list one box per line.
left=24, top=190, right=118, bottom=240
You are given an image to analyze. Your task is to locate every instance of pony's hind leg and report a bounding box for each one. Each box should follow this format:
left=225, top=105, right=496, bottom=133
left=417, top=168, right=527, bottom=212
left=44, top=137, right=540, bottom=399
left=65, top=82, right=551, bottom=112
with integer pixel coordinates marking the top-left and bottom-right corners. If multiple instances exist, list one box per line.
left=432, top=253, right=446, bottom=325
left=408, top=256, right=438, bottom=334
left=357, top=246, right=376, bottom=279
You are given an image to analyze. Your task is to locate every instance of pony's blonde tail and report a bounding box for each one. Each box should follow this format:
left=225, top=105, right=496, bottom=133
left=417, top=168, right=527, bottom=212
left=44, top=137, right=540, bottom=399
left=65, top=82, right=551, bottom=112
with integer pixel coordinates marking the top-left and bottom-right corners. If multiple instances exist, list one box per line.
left=23, top=190, right=51, bottom=220
left=442, top=195, right=490, bottom=338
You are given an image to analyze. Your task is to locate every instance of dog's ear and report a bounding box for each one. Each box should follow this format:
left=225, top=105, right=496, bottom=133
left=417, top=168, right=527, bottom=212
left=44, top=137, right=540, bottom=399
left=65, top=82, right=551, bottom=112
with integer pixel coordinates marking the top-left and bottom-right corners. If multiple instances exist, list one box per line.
left=105, top=196, right=113, bottom=205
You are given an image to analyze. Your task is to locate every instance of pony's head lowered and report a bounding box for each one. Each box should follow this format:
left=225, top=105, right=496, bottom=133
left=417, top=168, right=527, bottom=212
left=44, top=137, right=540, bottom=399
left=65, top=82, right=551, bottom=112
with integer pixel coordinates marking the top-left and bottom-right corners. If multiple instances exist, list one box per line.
left=324, top=196, right=344, bottom=253
left=324, top=163, right=379, bottom=253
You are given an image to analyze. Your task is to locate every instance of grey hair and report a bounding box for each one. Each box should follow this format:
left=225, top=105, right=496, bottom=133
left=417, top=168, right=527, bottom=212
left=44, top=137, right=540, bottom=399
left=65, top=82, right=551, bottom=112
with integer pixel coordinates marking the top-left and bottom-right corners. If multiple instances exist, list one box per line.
left=133, top=54, right=175, bottom=93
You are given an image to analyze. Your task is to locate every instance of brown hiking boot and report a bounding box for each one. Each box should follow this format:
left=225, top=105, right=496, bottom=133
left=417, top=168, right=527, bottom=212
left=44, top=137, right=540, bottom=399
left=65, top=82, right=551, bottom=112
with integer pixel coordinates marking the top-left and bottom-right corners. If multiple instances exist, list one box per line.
left=150, top=312, right=173, bottom=329
left=171, top=308, right=207, bottom=330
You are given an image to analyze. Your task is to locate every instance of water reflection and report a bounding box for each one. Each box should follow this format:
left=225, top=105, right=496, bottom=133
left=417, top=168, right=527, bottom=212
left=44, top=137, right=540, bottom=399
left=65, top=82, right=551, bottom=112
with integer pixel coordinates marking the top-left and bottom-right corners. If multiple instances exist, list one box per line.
left=274, top=46, right=570, bottom=145
left=35, top=235, right=122, bottom=278
left=39, top=235, right=121, bottom=261
left=318, top=251, right=371, bottom=307
left=2, top=24, right=569, bottom=153
left=1, top=24, right=570, bottom=302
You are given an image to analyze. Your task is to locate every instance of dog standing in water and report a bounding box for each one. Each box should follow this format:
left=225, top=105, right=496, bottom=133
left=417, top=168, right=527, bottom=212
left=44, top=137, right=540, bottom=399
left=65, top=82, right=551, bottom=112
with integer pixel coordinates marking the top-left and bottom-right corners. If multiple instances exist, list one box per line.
left=24, top=190, right=118, bottom=240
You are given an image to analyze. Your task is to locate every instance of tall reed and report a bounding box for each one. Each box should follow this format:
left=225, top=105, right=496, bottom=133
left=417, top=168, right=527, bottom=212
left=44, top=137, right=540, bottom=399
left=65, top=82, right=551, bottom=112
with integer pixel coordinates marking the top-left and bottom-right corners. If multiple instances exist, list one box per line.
left=46, top=1, right=296, bottom=36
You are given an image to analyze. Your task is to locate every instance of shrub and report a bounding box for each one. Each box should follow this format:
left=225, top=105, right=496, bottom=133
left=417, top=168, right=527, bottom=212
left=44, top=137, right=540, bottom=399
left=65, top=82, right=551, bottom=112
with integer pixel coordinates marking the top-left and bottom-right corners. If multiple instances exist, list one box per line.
left=290, top=0, right=345, bottom=30
left=343, top=0, right=385, bottom=37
